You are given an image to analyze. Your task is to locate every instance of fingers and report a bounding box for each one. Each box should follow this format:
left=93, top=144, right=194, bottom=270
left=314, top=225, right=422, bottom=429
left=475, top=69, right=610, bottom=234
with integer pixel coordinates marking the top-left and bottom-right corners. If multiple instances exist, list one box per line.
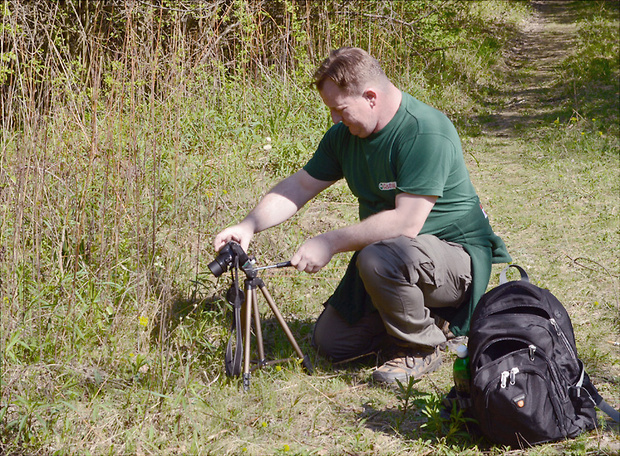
left=291, top=260, right=320, bottom=274
left=213, top=231, right=235, bottom=252
left=290, top=236, right=333, bottom=273
left=290, top=255, right=320, bottom=274
left=213, top=226, right=252, bottom=252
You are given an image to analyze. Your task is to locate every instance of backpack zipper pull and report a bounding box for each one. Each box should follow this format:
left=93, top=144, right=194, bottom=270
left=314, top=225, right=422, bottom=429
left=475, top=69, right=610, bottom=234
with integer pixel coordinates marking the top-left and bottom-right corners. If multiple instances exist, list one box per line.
left=529, top=344, right=536, bottom=361
left=510, top=367, right=519, bottom=385
left=501, top=370, right=510, bottom=388
left=550, top=318, right=577, bottom=359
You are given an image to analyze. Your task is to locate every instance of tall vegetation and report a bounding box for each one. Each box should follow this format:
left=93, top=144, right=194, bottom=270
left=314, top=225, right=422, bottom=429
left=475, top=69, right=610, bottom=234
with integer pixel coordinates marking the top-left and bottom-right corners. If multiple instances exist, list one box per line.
left=0, top=0, right=520, bottom=376
left=1, top=0, right=618, bottom=454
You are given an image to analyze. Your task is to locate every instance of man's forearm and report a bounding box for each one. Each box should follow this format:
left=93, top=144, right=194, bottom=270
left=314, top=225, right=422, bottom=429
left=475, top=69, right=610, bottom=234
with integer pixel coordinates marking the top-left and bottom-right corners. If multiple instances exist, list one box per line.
left=241, top=191, right=300, bottom=234
left=289, top=193, right=435, bottom=273
left=241, top=170, right=334, bottom=234
left=322, top=210, right=414, bottom=253
left=322, top=193, right=436, bottom=254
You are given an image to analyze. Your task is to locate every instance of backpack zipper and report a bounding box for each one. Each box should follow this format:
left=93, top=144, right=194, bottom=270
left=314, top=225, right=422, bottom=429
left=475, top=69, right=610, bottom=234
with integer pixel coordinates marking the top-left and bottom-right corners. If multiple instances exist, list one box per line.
left=500, top=367, right=520, bottom=388
left=481, top=348, right=569, bottom=438
left=549, top=318, right=577, bottom=359
left=510, top=367, right=519, bottom=385
left=501, top=370, right=510, bottom=388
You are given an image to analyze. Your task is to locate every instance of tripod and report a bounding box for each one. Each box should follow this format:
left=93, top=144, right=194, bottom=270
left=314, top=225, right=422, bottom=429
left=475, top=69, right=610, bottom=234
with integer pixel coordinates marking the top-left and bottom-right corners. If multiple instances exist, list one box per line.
left=224, top=257, right=313, bottom=391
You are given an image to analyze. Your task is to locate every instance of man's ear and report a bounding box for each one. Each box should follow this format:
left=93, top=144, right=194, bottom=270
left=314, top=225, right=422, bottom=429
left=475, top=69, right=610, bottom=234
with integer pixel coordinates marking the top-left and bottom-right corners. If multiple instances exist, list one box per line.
left=363, top=89, right=377, bottom=107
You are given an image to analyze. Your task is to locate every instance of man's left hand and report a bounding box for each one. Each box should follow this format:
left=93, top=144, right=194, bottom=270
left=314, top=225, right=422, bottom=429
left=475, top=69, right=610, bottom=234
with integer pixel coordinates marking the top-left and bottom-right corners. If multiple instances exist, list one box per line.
left=290, top=235, right=334, bottom=273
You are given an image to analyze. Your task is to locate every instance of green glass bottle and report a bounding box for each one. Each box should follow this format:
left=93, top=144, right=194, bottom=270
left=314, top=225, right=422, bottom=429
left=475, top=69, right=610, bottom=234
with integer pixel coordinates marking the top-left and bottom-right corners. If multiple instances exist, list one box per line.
left=453, top=344, right=471, bottom=408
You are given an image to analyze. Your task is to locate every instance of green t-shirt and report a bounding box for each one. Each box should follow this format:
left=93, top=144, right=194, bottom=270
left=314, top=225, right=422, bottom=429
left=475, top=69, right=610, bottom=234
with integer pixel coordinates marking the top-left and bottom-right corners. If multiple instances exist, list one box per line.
left=302, top=91, right=511, bottom=334
left=304, top=92, right=479, bottom=232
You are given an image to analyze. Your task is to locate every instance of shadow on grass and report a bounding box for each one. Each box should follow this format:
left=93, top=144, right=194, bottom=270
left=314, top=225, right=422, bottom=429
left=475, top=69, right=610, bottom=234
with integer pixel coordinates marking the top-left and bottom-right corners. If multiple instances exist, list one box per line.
left=356, top=395, right=487, bottom=451
left=148, top=277, right=318, bottom=374
left=149, top=292, right=223, bottom=345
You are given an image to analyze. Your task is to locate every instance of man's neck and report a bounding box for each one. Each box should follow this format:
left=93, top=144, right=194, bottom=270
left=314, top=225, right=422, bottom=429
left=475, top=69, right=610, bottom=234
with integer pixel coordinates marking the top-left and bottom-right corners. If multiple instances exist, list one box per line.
left=375, top=85, right=402, bottom=132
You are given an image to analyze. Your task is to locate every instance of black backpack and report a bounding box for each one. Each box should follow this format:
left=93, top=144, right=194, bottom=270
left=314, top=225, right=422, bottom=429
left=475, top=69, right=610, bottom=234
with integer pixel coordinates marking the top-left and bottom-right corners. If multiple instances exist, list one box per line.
left=467, top=265, right=619, bottom=447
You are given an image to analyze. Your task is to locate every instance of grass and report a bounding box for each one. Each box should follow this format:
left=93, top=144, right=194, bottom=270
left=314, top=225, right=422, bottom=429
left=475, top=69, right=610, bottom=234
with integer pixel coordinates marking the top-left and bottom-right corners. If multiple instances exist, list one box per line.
left=1, top=0, right=619, bottom=454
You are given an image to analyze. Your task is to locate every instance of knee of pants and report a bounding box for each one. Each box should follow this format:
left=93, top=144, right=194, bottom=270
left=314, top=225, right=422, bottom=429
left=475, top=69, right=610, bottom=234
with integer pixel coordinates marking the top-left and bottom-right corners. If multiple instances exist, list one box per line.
left=356, top=235, right=471, bottom=310
left=356, top=242, right=397, bottom=284
left=312, top=305, right=386, bottom=361
left=312, top=314, right=339, bottom=359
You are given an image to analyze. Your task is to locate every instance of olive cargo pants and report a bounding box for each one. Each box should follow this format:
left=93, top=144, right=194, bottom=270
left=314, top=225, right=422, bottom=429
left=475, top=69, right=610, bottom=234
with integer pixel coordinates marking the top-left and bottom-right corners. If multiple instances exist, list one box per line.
left=313, top=234, right=472, bottom=361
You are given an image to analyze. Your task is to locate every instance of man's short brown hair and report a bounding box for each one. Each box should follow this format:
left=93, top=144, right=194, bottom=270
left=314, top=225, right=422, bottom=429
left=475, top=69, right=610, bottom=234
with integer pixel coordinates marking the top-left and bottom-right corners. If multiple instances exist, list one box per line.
left=313, top=47, right=388, bottom=95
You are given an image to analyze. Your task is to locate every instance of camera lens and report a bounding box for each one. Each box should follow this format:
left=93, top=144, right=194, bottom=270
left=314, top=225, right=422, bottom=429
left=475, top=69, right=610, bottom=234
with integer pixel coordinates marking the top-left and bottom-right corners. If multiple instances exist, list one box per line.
left=208, top=243, right=235, bottom=277
left=207, top=258, right=226, bottom=277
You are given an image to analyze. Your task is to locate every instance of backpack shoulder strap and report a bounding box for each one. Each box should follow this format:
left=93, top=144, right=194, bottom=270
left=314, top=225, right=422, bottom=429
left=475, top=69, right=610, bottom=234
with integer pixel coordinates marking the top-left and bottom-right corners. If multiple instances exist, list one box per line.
left=598, top=399, right=620, bottom=422
left=499, top=264, right=529, bottom=285
left=581, top=370, right=620, bottom=422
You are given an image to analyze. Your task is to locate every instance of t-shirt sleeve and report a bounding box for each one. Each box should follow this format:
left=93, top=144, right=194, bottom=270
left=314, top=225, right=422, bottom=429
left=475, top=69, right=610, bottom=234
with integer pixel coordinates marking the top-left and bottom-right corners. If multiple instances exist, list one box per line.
left=396, top=133, right=455, bottom=197
left=303, top=126, right=344, bottom=182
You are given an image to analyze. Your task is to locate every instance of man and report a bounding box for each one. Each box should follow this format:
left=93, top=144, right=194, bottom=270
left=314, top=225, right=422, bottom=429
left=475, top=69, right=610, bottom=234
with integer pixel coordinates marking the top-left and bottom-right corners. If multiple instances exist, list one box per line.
left=214, top=47, right=511, bottom=383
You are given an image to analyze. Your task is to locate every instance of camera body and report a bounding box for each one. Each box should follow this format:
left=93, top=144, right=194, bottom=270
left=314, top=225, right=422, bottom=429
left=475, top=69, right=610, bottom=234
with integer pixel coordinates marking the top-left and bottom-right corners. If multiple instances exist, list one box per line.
left=208, top=241, right=249, bottom=277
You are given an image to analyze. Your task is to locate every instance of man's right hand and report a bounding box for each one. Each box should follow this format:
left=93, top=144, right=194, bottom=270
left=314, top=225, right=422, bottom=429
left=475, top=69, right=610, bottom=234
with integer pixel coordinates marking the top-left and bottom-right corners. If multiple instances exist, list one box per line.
left=213, top=222, right=255, bottom=253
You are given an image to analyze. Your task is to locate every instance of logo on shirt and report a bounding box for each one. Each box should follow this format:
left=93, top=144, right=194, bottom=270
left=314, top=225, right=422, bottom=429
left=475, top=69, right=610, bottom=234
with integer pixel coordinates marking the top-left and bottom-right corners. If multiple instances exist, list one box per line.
left=378, top=181, right=397, bottom=191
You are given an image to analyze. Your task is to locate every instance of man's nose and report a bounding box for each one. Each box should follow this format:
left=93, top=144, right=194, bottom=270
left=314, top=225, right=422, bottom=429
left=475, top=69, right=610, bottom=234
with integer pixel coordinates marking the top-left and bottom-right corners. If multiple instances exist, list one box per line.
left=330, top=110, right=342, bottom=124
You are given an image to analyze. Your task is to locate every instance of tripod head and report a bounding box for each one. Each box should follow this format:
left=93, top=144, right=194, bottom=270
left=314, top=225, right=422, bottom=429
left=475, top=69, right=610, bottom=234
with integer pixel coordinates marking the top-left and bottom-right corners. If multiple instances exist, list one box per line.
left=208, top=241, right=292, bottom=279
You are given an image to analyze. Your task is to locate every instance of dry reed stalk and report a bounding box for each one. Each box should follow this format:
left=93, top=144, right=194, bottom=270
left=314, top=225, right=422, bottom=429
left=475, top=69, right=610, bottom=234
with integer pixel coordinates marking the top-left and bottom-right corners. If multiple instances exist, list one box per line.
left=0, top=0, right=462, bottom=365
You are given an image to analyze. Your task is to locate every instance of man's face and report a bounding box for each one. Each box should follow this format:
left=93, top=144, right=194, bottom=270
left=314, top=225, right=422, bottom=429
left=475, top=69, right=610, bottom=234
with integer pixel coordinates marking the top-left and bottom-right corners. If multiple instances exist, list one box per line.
left=319, top=79, right=377, bottom=138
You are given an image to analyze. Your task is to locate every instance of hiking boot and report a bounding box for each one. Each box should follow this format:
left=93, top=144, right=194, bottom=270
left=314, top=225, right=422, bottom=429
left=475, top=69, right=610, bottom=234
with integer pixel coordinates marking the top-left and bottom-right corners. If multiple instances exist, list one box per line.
left=432, top=315, right=469, bottom=353
left=372, top=346, right=442, bottom=384
left=441, top=335, right=469, bottom=353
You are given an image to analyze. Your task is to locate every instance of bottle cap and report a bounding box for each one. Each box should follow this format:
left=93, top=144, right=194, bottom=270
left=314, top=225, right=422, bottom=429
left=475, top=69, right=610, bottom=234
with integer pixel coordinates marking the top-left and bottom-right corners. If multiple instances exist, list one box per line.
left=456, top=344, right=468, bottom=358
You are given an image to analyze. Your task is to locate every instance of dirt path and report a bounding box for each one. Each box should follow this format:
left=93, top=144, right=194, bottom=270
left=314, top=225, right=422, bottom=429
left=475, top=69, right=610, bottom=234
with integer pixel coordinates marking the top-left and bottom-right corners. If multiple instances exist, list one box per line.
left=481, top=0, right=580, bottom=137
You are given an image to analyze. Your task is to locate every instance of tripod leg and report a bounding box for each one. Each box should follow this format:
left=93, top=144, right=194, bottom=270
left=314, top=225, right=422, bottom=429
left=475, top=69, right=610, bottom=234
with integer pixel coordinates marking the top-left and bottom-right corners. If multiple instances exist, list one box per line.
left=243, top=286, right=253, bottom=391
left=251, top=287, right=266, bottom=367
left=258, top=283, right=313, bottom=374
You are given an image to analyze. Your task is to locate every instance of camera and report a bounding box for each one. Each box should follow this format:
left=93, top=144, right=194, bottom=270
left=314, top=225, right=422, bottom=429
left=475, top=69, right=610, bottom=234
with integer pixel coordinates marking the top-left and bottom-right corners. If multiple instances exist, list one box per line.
left=208, top=241, right=249, bottom=277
